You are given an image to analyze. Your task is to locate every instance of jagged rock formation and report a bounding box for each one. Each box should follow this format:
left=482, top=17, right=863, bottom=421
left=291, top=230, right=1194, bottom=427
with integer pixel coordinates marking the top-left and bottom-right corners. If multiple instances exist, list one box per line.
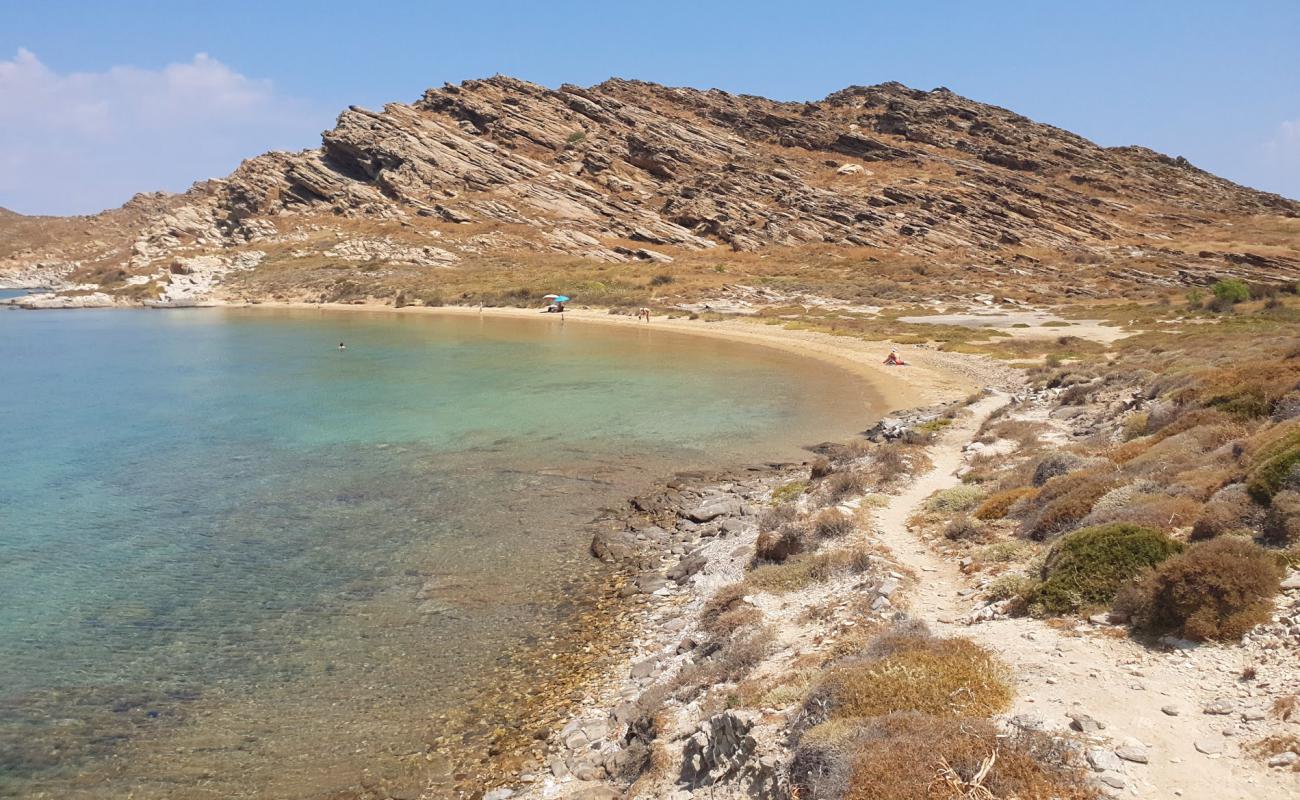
left=3, top=76, right=1298, bottom=302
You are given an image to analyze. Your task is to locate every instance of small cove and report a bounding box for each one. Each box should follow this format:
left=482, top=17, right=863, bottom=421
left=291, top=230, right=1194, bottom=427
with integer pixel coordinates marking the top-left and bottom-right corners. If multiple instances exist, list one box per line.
left=0, top=306, right=884, bottom=798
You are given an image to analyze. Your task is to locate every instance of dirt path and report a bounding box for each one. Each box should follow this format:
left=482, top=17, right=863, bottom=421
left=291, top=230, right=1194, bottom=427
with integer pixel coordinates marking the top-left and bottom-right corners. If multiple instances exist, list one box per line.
left=869, top=393, right=1294, bottom=800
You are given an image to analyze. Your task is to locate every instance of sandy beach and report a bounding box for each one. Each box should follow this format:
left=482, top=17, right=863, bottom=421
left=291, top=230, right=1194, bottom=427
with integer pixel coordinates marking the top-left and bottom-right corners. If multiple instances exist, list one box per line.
left=228, top=301, right=1021, bottom=415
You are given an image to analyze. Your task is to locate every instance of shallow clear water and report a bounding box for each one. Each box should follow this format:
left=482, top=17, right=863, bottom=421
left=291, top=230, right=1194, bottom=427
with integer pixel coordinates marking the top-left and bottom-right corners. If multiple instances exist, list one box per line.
left=0, top=307, right=878, bottom=798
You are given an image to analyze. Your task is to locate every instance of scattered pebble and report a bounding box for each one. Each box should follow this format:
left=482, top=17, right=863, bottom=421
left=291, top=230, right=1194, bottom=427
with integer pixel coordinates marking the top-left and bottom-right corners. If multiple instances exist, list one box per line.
left=1268, top=751, right=1299, bottom=768
left=1116, top=745, right=1149, bottom=764
left=1194, top=739, right=1224, bottom=756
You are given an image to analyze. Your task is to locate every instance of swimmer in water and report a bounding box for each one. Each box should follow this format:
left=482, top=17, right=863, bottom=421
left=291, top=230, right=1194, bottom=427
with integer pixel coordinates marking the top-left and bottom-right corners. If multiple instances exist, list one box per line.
left=338, top=342, right=346, bottom=350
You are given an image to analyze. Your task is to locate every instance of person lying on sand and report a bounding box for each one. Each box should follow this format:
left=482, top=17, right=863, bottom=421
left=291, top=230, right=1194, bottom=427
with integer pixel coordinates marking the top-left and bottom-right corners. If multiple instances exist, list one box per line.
left=883, top=348, right=906, bottom=366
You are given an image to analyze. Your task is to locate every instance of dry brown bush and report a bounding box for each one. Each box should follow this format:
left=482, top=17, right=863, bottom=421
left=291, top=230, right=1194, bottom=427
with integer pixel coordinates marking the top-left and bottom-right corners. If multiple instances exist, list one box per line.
left=1023, top=471, right=1119, bottom=540
left=1168, top=465, right=1239, bottom=501
left=671, top=626, right=776, bottom=701
left=814, top=509, right=855, bottom=539
left=974, top=486, right=1038, bottom=520
left=805, top=635, right=1010, bottom=720
left=755, top=524, right=808, bottom=563
left=1032, top=451, right=1087, bottom=486
left=792, top=714, right=1097, bottom=800
left=1116, top=537, right=1285, bottom=641
left=758, top=502, right=799, bottom=530
left=823, top=470, right=868, bottom=504
left=1190, top=484, right=1259, bottom=541
left=699, top=583, right=748, bottom=637
left=1080, top=492, right=1201, bottom=531
left=943, top=516, right=989, bottom=543
left=811, top=456, right=834, bottom=479
left=1262, top=490, right=1300, bottom=545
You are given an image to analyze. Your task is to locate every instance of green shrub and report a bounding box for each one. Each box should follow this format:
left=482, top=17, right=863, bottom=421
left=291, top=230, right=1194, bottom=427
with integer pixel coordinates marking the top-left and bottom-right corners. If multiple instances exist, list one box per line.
left=973, top=486, right=1038, bottom=520
left=1213, top=279, right=1251, bottom=305
left=770, top=481, right=807, bottom=504
left=1246, top=439, right=1300, bottom=503
left=924, top=485, right=986, bottom=514
left=1115, top=537, right=1284, bottom=641
left=1028, top=523, right=1183, bottom=614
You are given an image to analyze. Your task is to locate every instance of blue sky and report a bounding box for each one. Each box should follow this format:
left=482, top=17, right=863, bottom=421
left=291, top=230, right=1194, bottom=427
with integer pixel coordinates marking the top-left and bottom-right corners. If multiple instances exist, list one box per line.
left=2, top=0, right=1298, bottom=214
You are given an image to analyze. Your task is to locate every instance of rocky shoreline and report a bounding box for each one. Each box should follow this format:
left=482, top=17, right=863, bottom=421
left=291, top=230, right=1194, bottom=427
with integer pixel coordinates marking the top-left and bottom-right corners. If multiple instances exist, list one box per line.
left=476, top=400, right=968, bottom=800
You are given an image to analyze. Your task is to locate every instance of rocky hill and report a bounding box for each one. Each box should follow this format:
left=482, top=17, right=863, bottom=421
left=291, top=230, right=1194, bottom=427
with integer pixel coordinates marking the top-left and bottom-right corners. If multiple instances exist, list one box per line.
left=3, top=76, right=1299, bottom=305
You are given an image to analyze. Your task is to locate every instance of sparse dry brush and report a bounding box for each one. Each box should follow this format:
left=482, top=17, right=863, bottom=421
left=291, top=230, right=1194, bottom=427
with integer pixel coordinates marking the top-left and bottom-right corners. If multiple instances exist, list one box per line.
left=822, top=470, right=868, bottom=505
left=813, top=509, right=855, bottom=539
left=745, top=547, right=874, bottom=593
left=943, top=516, right=989, bottom=543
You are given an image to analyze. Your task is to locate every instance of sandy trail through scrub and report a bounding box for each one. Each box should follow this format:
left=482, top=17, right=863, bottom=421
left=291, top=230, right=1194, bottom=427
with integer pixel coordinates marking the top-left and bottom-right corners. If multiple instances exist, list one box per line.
left=870, top=394, right=1295, bottom=800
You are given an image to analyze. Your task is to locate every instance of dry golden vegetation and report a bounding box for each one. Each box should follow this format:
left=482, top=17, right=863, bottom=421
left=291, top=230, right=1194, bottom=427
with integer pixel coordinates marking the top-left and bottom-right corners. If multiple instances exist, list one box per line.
left=911, top=297, right=1300, bottom=641
left=790, top=624, right=1094, bottom=800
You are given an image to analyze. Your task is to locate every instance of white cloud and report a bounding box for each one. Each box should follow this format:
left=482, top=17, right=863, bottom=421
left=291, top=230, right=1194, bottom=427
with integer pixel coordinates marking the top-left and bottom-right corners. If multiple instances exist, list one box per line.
left=0, top=49, right=325, bottom=215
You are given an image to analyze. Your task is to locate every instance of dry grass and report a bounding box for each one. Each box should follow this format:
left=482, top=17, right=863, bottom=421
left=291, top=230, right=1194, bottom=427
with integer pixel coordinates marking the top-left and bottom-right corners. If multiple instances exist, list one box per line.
left=821, top=470, right=869, bottom=505
left=925, top=485, right=987, bottom=514
left=745, top=547, right=875, bottom=594
left=805, top=635, right=1011, bottom=720
left=793, top=714, right=1097, bottom=800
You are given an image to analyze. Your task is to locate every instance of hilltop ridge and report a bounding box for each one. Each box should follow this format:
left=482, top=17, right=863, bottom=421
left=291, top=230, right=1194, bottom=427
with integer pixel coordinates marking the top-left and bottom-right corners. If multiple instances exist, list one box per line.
left=2, top=76, right=1298, bottom=303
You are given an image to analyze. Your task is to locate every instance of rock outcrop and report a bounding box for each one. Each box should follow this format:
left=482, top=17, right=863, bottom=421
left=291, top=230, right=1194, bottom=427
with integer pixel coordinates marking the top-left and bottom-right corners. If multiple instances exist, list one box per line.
left=3, top=76, right=1298, bottom=300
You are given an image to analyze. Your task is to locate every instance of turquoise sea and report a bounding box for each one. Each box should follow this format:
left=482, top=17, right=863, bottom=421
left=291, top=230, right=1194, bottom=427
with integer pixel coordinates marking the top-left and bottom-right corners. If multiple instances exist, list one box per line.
left=0, top=305, right=876, bottom=798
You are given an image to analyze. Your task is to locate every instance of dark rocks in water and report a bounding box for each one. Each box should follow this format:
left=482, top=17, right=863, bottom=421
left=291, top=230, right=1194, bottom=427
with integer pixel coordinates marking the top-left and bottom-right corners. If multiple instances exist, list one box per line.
left=590, top=529, right=641, bottom=565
